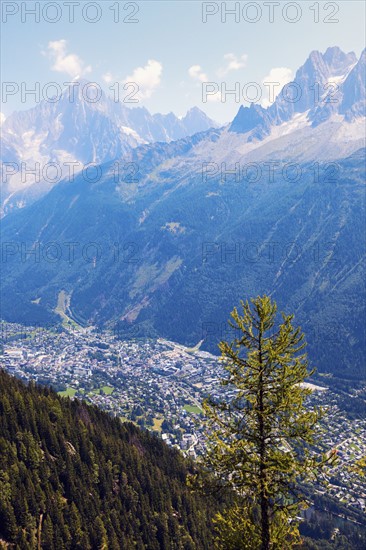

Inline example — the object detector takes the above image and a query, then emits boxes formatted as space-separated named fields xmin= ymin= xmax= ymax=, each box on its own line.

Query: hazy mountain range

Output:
xmin=1 ymin=84 xmax=218 ymax=216
xmin=1 ymin=46 xmax=365 ymax=381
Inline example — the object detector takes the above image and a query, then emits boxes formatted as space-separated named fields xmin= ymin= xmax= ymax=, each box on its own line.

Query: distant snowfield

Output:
xmin=192 ymin=113 xmax=365 ymax=167
xmin=120 ymin=125 xmax=147 ymax=143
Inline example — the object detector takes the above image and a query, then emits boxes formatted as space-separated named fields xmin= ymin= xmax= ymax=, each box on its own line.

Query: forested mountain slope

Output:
xmin=0 ymin=370 xmax=219 ymax=549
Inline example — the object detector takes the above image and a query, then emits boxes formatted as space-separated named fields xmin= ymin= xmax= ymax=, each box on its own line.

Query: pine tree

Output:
xmin=196 ymin=295 xmax=333 ymax=549
xmin=93 ymin=516 xmax=108 ymax=550
xmin=41 ymin=515 xmax=54 ymax=549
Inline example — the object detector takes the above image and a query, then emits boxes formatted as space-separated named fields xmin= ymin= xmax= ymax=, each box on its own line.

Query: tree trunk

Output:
xmin=258 ymin=331 xmax=270 ymax=550
xmin=37 ymin=513 xmax=43 ymax=550
xmin=260 ymin=486 xmax=270 ymax=550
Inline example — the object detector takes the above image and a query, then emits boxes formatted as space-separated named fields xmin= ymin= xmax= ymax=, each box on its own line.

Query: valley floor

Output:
xmin=1 ymin=320 xmax=365 ymax=521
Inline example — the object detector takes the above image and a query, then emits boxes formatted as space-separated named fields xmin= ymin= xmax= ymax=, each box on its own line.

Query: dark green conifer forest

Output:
xmin=1 ymin=370 xmax=365 ymax=549
xmin=0 ymin=371 xmax=219 ymax=549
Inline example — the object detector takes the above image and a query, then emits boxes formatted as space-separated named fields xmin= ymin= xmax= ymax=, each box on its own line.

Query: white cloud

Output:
xmin=261 ymin=67 xmax=293 ymax=106
xmin=188 ymin=53 xmax=248 ymax=87
xmin=206 ymin=90 xmax=222 ymax=103
xmin=123 ymin=59 xmax=162 ymax=99
xmin=188 ymin=65 xmax=208 ymax=83
xmin=0 ymin=112 xmax=6 ymax=126
xmin=102 ymin=72 xmax=113 ymax=84
xmin=44 ymin=40 xmax=92 ymax=78
xmin=217 ymin=53 xmax=248 ymax=77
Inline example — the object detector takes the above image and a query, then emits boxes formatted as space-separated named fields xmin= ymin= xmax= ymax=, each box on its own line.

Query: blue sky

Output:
xmin=1 ymin=1 xmax=365 ymax=122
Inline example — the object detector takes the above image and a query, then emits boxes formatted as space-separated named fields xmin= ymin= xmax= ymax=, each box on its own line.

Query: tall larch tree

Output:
xmin=195 ymin=295 xmax=333 ymax=550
